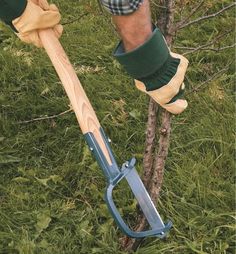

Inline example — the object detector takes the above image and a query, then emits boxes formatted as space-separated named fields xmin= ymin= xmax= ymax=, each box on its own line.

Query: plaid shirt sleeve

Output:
xmin=100 ymin=0 xmax=143 ymax=15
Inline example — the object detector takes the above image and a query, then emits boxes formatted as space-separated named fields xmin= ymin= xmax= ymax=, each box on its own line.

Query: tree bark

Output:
xmin=121 ymin=0 xmax=175 ymax=251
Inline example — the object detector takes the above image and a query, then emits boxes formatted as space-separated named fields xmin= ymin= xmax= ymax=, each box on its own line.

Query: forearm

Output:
xmin=112 ymin=0 xmax=152 ymax=52
xmin=0 ymin=0 xmax=27 ymax=26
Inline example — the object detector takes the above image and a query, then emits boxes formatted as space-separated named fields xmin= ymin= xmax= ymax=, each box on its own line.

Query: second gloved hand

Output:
xmin=12 ymin=0 xmax=63 ymax=47
xmin=114 ymin=27 xmax=189 ymax=114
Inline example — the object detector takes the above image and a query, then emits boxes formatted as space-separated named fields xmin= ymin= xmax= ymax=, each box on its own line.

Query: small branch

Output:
xmin=174 ymin=1 xmax=204 ymax=31
xmin=178 ymin=3 xmax=236 ymax=30
xmin=173 ymin=29 xmax=233 ymax=55
xmin=213 ymin=44 xmax=236 ymax=51
xmin=18 ymin=109 xmax=73 ymax=124
xmin=151 ymin=1 xmax=167 ymax=9
xmin=175 ymin=43 xmax=236 ymax=55
xmin=97 ymin=0 xmax=104 ymax=13
xmin=62 ymin=13 xmax=89 ymax=26
xmin=187 ymin=64 xmax=231 ymax=94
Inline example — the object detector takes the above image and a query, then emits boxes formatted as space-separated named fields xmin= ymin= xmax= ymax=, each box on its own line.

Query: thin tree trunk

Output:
xmin=121 ymin=0 xmax=175 ymax=251
xmin=142 ymin=99 xmax=159 ymax=189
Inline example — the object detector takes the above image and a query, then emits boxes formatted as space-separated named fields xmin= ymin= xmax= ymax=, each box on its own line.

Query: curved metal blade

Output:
xmin=124 ymin=161 xmax=165 ymax=230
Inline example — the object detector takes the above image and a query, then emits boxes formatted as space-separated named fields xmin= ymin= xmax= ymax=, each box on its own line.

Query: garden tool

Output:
xmin=38 ymin=28 xmax=172 ymax=238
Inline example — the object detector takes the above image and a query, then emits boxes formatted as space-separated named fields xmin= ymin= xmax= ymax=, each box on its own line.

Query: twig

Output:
xmin=173 ymin=29 xmax=233 ymax=55
xmin=187 ymin=64 xmax=231 ymax=94
xmin=62 ymin=13 xmax=89 ymax=26
xmin=174 ymin=42 xmax=235 ymax=51
xmin=18 ymin=109 xmax=73 ymax=124
xmin=212 ymin=44 xmax=236 ymax=51
xmin=97 ymin=0 xmax=104 ymax=13
xmin=175 ymin=43 xmax=236 ymax=55
xmin=150 ymin=0 xmax=167 ymax=9
xmin=178 ymin=2 xmax=236 ymax=30
xmin=174 ymin=1 xmax=204 ymax=31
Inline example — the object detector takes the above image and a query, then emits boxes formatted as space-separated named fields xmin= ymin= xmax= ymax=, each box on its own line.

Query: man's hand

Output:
xmin=135 ymin=52 xmax=189 ymax=115
xmin=12 ymin=0 xmax=63 ymax=47
xmin=114 ymin=27 xmax=189 ymax=115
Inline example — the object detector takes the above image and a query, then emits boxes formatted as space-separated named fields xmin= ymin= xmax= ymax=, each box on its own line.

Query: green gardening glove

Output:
xmin=114 ymin=27 xmax=189 ymax=114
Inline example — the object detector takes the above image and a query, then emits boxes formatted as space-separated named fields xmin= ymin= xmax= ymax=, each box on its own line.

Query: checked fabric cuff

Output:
xmin=99 ymin=0 xmax=143 ymax=15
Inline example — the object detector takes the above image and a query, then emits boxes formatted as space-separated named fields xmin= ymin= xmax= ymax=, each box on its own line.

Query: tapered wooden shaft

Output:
xmin=39 ymin=29 xmax=112 ymax=165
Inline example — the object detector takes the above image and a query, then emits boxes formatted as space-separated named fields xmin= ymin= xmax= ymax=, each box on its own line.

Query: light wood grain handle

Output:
xmin=39 ymin=29 xmax=112 ymax=165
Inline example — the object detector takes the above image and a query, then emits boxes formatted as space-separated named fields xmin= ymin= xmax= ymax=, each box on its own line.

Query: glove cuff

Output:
xmin=113 ymin=27 xmax=181 ymax=92
xmin=0 ymin=0 xmax=27 ymax=31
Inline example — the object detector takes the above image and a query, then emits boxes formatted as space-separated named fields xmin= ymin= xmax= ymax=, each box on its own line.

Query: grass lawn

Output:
xmin=0 ymin=0 xmax=235 ymax=253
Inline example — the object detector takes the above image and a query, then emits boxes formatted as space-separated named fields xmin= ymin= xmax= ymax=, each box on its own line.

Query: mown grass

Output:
xmin=0 ymin=0 xmax=235 ymax=253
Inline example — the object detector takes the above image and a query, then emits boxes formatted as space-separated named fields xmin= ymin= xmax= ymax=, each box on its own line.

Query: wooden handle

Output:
xmin=39 ymin=29 xmax=112 ymax=165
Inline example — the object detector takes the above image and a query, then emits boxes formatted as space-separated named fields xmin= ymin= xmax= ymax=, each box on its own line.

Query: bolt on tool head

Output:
xmin=85 ymin=128 xmax=172 ymax=238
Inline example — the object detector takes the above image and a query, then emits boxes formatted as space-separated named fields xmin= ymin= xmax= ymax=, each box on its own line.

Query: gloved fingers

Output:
xmin=135 ymin=52 xmax=188 ymax=106
xmin=161 ymin=99 xmax=188 ymax=114
xmin=148 ymin=56 xmax=188 ymax=105
xmin=33 ymin=0 xmax=60 ymax=12
xmin=29 ymin=0 xmax=38 ymax=5
xmin=135 ymin=80 xmax=188 ymax=114
xmin=13 ymin=0 xmax=62 ymax=48
xmin=35 ymin=10 xmax=61 ymax=29
xmin=49 ymin=3 xmax=59 ymax=12
xmin=53 ymin=24 xmax=63 ymax=39
xmin=13 ymin=2 xmax=61 ymax=33
xmin=40 ymin=4 xmax=61 ymax=30
xmin=36 ymin=2 xmax=61 ymax=29
xmin=16 ymin=31 xmax=42 ymax=48
xmin=30 ymin=0 xmax=50 ymax=10
xmin=16 ymin=24 xmax=62 ymax=48
xmin=18 ymin=11 xmax=61 ymax=32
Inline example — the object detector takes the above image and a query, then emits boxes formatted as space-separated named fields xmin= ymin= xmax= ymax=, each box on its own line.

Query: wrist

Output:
xmin=114 ymin=27 xmax=170 ymax=82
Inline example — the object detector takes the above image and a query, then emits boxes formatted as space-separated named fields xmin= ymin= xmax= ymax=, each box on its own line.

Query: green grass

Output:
xmin=0 ymin=0 xmax=235 ymax=253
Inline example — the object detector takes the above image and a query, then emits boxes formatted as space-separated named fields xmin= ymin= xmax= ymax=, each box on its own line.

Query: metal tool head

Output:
xmin=104 ymin=158 xmax=172 ymax=238
xmin=84 ymin=128 xmax=172 ymax=238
